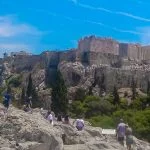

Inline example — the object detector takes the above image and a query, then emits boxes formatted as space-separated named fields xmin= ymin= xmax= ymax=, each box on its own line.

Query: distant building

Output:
xmin=11 ymin=51 xmax=32 ymax=57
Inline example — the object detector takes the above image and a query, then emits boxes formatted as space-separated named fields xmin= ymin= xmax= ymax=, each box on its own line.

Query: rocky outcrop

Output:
xmin=0 ymin=105 xmax=149 ymax=150
xmin=59 ymin=61 xmax=150 ymax=98
xmin=0 ymin=105 xmax=63 ymax=150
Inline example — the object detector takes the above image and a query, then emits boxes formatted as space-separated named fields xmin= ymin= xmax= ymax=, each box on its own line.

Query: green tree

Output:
xmin=112 ymin=86 xmax=120 ymax=105
xmin=31 ymin=87 xmax=41 ymax=108
xmin=74 ymin=88 xmax=86 ymax=101
xmin=147 ymin=80 xmax=150 ymax=95
xmin=51 ymin=71 xmax=68 ymax=115
xmin=70 ymin=101 xmax=86 ymax=117
xmin=84 ymin=96 xmax=114 ymax=117
xmin=131 ymin=77 xmax=136 ymax=100
xmin=26 ymin=74 xmax=32 ymax=97
xmin=26 ymin=74 xmax=40 ymax=108
xmin=7 ymin=85 xmax=11 ymax=94
xmin=20 ymin=87 xmax=25 ymax=105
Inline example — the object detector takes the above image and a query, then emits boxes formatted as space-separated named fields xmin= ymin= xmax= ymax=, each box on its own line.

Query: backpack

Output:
xmin=77 ymin=119 xmax=84 ymax=128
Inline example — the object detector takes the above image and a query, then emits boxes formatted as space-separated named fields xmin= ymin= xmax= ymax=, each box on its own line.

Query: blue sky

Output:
xmin=0 ymin=0 xmax=150 ymax=56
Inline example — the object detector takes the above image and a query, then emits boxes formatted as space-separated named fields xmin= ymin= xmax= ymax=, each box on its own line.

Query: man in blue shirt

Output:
xmin=3 ymin=92 xmax=11 ymax=110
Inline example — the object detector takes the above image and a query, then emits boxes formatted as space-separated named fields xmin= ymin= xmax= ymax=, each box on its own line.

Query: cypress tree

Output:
xmin=131 ymin=77 xmax=136 ymax=100
xmin=113 ymin=86 xmax=120 ymax=105
xmin=26 ymin=73 xmax=32 ymax=97
xmin=26 ymin=73 xmax=40 ymax=108
xmin=51 ymin=71 xmax=68 ymax=115
xmin=21 ymin=87 xmax=25 ymax=105
xmin=147 ymin=80 xmax=150 ymax=95
xmin=7 ymin=85 xmax=11 ymax=94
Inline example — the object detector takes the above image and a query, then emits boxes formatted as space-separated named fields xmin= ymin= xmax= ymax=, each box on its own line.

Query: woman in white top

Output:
xmin=47 ymin=111 xmax=53 ymax=125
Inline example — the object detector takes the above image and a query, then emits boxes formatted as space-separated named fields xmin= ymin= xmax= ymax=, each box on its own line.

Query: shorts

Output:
xmin=118 ymin=137 xmax=124 ymax=141
xmin=126 ymin=135 xmax=133 ymax=145
xmin=76 ymin=126 xmax=83 ymax=131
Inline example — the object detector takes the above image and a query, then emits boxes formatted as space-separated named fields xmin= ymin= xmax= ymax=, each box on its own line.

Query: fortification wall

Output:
xmin=142 ymin=46 xmax=150 ymax=60
xmin=119 ymin=43 xmax=128 ymax=58
xmin=119 ymin=43 xmax=144 ymax=60
xmin=78 ymin=36 xmax=119 ymax=55
xmin=127 ymin=44 xmax=142 ymax=60
xmin=59 ymin=49 xmax=77 ymax=62
xmin=12 ymin=55 xmax=42 ymax=72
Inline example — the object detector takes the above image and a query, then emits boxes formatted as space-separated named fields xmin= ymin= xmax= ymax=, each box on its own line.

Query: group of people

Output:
xmin=1 ymin=92 xmax=134 ymax=149
xmin=117 ymin=119 xmax=134 ymax=150
xmin=41 ymin=109 xmax=85 ymax=131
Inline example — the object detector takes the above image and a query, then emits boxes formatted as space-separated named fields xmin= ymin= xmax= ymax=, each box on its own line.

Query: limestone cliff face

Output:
xmin=58 ymin=61 xmax=150 ymax=99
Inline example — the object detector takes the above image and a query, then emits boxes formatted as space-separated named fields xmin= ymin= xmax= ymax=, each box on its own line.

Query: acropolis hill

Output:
xmin=1 ymin=35 xmax=150 ymax=100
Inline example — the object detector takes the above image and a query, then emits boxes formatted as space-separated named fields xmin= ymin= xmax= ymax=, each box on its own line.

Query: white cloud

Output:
xmin=0 ymin=15 xmax=42 ymax=37
xmin=33 ymin=9 xmax=150 ymax=36
xmin=116 ymin=12 xmax=150 ymax=22
xmin=72 ymin=1 xmax=150 ymax=22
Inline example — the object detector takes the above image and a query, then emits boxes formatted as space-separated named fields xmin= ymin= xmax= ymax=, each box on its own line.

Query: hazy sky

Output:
xmin=0 ymin=0 xmax=150 ymax=56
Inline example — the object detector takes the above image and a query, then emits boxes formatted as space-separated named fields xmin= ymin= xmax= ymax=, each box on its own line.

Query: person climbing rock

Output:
xmin=125 ymin=124 xmax=134 ymax=150
xmin=116 ymin=119 xmax=126 ymax=146
xmin=73 ymin=117 xmax=85 ymax=131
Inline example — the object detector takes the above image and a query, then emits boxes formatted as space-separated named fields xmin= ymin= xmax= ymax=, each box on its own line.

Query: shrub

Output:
xmin=130 ymin=96 xmax=148 ymax=110
xmin=70 ymin=101 xmax=86 ymax=117
xmin=88 ymin=115 xmax=115 ymax=128
xmin=8 ymin=75 xmax=21 ymax=87
xmin=119 ymin=98 xmax=128 ymax=110
xmin=83 ymin=96 xmax=115 ymax=117
xmin=74 ymin=88 xmax=86 ymax=101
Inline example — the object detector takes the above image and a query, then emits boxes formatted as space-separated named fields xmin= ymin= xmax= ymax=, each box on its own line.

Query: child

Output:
xmin=125 ymin=124 xmax=134 ymax=150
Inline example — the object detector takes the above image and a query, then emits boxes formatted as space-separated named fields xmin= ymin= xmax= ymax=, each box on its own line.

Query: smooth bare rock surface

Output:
xmin=0 ymin=105 xmax=63 ymax=150
xmin=0 ymin=105 xmax=150 ymax=150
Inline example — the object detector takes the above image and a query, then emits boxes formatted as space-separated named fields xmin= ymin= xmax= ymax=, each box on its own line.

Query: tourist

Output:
xmin=73 ymin=117 xmax=85 ymax=131
xmin=47 ymin=111 xmax=53 ymax=125
xmin=26 ymin=96 xmax=32 ymax=108
xmin=116 ymin=119 xmax=126 ymax=146
xmin=25 ymin=96 xmax=32 ymax=113
xmin=57 ymin=113 xmax=62 ymax=122
xmin=3 ymin=92 xmax=11 ymax=113
xmin=125 ymin=124 xmax=134 ymax=150
xmin=63 ymin=114 xmax=70 ymax=124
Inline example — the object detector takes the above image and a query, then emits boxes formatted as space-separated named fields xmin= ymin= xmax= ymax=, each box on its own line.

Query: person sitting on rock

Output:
xmin=63 ymin=115 xmax=70 ymax=124
xmin=73 ymin=117 xmax=85 ymax=131
xmin=116 ymin=119 xmax=126 ymax=146
xmin=57 ymin=113 xmax=62 ymax=122
xmin=125 ymin=124 xmax=134 ymax=150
